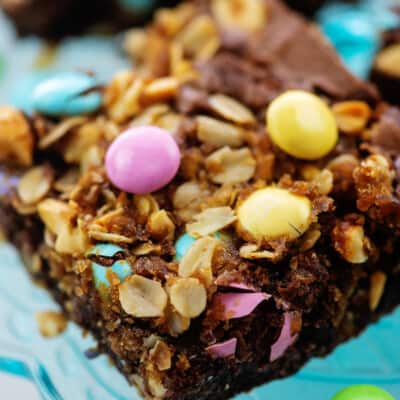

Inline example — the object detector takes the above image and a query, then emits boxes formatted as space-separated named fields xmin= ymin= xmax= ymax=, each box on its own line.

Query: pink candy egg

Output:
xmin=215 ymin=292 xmax=271 ymax=320
xmin=206 ymin=338 xmax=237 ymax=358
xmin=270 ymin=312 xmax=298 ymax=362
xmin=105 ymin=126 xmax=181 ymax=194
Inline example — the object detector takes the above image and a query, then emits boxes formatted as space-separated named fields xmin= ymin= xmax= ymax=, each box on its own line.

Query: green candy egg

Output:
xmin=332 ymin=385 xmax=394 ymax=400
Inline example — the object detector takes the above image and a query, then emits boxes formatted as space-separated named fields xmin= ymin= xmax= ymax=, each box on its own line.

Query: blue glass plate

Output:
xmin=0 ymin=243 xmax=399 ymax=400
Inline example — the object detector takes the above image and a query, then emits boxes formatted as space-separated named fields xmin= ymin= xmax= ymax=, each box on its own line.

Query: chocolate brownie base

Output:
xmin=1 ymin=1 xmax=400 ymax=400
xmin=1 ymin=192 xmax=400 ymax=400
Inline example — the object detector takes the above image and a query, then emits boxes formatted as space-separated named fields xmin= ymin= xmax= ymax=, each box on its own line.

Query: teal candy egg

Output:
xmin=32 ymin=71 xmax=102 ymax=117
xmin=87 ymin=243 xmax=125 ymax=258
xmin=92 ymin=260 xmax=132 ymax=290
xmin=319 ymin=8 xmax=378 ymax=78
xmin=11 ymin=71 xmax=54 ymax=114
xmin=175 ymin=232 xmax=221 ymax=261
xmin=332 ymin=385 xmax=395 ymax=400
xmin=175 ymin=233 xmax=196 ymax=262
xmin=89 ymin=243 xmax=131 ymax=289
xmin=318 ymin=1 xmax=399 ymax=79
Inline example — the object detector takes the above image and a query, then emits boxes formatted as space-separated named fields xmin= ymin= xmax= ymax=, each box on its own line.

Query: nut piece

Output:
xmin=196 ymin=116 xmax=244 ymax=147
xmin=0 ymin=106 xmax=33 ymax=166
xmin=39 ymin=117 xmax=87 ymax=149
xmin=147 ymin=210 xmax=175 ymax=241
xmin=169 ymin=278 xmax=207 ymax=318
xmin=17 ymin=166 xmax=53 ymax=205
xmin=333 ymin=224 xmax=369 ymax=264
xmin=104 ymin=72 xmax=144 ymax=123
xmin=166 ymin=308 xmax=191 ymax=337
xmin=208 ymin=94 xmax=256 ymax=125
xmin=36 ymin=311 xmax=67 ymax=338
xmin=143 ymin=77 xmax=179 ymax=103
xmin=370 ymin=271 xmax=387 ymax=311
xmin=332 ymin=101 xmax=371 ymax=135
xmin=211 ymin=0 xmax=268 ymax=32
xmin=187 ymin=207 xmax=237 ymax=237
xmin=176 ymin=15 xmax=219 ymax=60
xmin=63 ymin=121 xmax=103 ymax=163
xmin=173 ymin=181 xmax=209 ymax=222
xmin=239 ymin=243 xmax=276 ymax=260
xmin=206 ymin=147 xmax=256 ymax=184
xmin=134 ymin=194 xmax=160 ymax=222
xmin=313 ymin=169 xmax=334 ymax=195
xmin=179 ymin=236 xmax=218 ymax=286
xmin=131 ymin=104 xmax=170 ymax=127
xmin=373 ymin=43 xmax=400 ymax=78
xmin=37 ymin=199 xmax=75 ymax=235
xmin=55 ymin=223 xmax=89 ymax=255
xmin=149 ymin=340 xmax=172 ymax=371
xmin=119 ymin=275 xmax=168 ymax=318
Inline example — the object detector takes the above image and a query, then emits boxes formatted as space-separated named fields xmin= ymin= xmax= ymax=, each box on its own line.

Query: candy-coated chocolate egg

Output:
xmin=87 ymin=243 xmax=125 ymax=257
xmin=332 ymin=385 xmax=394 ymax=400
xmin=106 ymin=126 xmax=181 ymax=194
xmin=237 ymin=187 xmax=311 ymax=241
xmin=32 ymin=72 xmax=102 ymax=116
xmin=267 ymin=90 xmax=338 ymax=160
xmin=175 ymin=232 xmax=221 ymax=261
xmin=175 ymin=233 xmax=197 ymax=261
xmin=92 ymin=260 xmax=132 ymax=290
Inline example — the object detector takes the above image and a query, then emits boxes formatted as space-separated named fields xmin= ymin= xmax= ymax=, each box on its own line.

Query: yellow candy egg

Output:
xmin=237 ymin=187 xmax=312 ymax=241
xmin=266 ymin=90 xmax=338 ymax=160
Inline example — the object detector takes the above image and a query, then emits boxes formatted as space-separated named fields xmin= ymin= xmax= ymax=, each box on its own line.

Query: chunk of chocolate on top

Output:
xmin=2 ymin=1 xmax=400 ymax=400
xmin=0 ymin=0 xmax=178 ymax=37
xmin=371 ymin=26 xmax=400 ymax=104
xmin=126 ymin=0 xmax=378 ymax=109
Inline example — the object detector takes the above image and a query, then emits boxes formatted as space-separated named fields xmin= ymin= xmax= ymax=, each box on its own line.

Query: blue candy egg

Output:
xmin=175 ymin=233 xmax=197 ymax=262
xmin=317 ymin=0 xmax=399 ymax=79
xmin=175 ymin=232 xmax=222 ymax=261
xmin=87 ymin=243 xmax=126 ymax=258
xmin=318 ymin=7 xmax=378 ymax=78
xmin=32 ymin=72 xmax=102 ymax=117
xmin=92 ymin=260 xmax=132 ymax=290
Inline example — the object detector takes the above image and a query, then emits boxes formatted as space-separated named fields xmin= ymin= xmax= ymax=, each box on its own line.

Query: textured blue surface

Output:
xmin=0 ymin=242 xmax=399 ymax=400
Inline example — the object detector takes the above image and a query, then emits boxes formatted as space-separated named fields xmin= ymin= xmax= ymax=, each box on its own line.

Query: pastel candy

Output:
xmin=32 ymin=72 xmax=102 ymax=116
xmin=226 ymin=283 xmax=256 ymax=292
xmin=270 ymin=312 xmax=298 ymax=362
xmin=319 ymin=9 xmax=378 ymax=78
xmin=106 ymin=126 xmax=181 ymax=194
xmin=216 ymin=292 xmax=271 ymax=320
xmin=206 ymin=338 xmax=237 ymax=358
xmin=92 ymin=260 xmax=132 ymax=290
xmin=332 ymin=385 xmax=394 ymax=400
xmin=316 ymin=0 xmax=400 ymax=79
xmin=175 ymin=232 xmax=221 ymax=261
xmin=11 ymin=71 xmax=54 ymax=114
xmin=87 ymin=243 xmax=126 ymax=257
xmin=175 ymin=233 xmax=197 ymax=261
